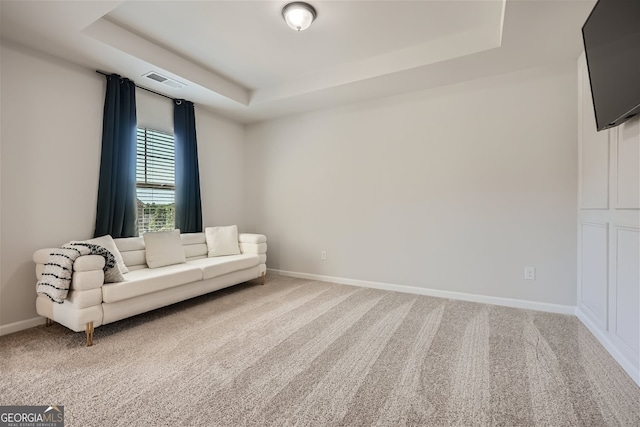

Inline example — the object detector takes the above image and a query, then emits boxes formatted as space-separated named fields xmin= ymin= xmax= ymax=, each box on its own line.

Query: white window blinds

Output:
xmin=136 ymin=128 xmax=175 ymax=234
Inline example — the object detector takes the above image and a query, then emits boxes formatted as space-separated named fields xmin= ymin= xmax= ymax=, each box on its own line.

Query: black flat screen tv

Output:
xmin=582 ymin=0 xmax=640 ymax=131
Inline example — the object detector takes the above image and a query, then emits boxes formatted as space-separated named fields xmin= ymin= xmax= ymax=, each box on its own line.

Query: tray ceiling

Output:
xmin=1 ymin=1 xmax=595 ymax=123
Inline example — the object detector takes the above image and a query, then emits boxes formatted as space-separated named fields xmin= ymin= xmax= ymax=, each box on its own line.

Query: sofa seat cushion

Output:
xmin=187 ymin=254 xmax=260 ymax=280
xmin=102 ymin=263 xmax=202 ymax=303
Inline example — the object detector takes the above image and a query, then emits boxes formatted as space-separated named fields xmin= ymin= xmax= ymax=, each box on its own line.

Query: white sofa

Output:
xmin=33 ymin=231 xmax=267 ymax=346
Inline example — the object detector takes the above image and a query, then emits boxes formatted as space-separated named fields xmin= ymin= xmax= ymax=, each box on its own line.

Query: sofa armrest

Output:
xmin=33 ymin=249 xmax=105 ymax=270
xmin=240 ymin=242 xmax=267 ymax=255
xmin=34 ymin=249 xmax=106 ymax=291
xmin=33 ymin=248 xmax=60 ymax=264
xmin=238 ymin=233 xmax=266 ymax=244
xmin=238 ymin=234 xmax=267 ymax=256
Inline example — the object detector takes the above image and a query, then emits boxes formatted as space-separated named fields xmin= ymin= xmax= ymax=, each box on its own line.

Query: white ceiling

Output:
xmin=0 ymin=0 xmax=596 ymax=123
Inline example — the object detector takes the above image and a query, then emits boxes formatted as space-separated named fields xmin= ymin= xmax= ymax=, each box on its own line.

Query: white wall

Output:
xmin=196 ymin=107 xmax=246 ymax=229
xmin=0 ymin=42 xmax=245 ymax=330
xmin=245 ymin=63 xmax=578 ymax=307
xmin=1 ymin=43 xmax=103 ymax=330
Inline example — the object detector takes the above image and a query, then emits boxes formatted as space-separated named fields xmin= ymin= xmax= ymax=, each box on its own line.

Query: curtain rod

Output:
xmin=96 ymin=70 xmax=177 ymax=102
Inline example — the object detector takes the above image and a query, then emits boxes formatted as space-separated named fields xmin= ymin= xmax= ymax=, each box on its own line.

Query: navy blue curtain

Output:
xmin=173 ymin=99 xmax=203 ymax=233
xmin=93 ymin=74 xmax=138 ymax=238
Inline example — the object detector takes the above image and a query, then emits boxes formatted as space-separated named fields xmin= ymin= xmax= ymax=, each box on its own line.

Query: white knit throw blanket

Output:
xmin=36 ymin=242 xmax=122 ymax=304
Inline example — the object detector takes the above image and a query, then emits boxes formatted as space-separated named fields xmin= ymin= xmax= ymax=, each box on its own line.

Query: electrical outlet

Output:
xmin=524 ymin=267 xmax=536 ymax=280
xmin=321 ymin=250 xmax=327 ymax=261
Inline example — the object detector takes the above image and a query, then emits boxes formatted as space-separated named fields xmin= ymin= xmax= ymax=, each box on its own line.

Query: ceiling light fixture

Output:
xmin=282 ymin=2 xmax=317 ymax=31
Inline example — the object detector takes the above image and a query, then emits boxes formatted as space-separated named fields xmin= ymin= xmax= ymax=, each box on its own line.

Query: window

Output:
xmin=136 ymin=128 xmax=175 ymax=234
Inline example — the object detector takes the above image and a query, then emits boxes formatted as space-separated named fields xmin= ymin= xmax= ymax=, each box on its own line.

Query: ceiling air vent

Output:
xmin=142 ymin=72 xmax=186 ymax=89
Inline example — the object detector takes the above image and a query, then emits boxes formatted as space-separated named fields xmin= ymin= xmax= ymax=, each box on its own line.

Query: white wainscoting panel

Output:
xmin=615 ymin=119 xmax=640 ymax=209
xmin=579 ymin=64 xmax=609 ymax=209
xmin=579 ymin=222 xmax=609 ymax=329
xmin=612 ymin=226 xmax=640 ymax=358
xmin=578 ymin=54 xmax=640 ymax=386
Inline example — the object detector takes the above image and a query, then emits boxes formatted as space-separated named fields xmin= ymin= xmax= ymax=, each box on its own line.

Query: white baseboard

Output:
xmin=268 ymin=269 xmax=575 ymax=315
xmin=576 ymin=307 xmax=640 ymax=387
xmin=0 ymin=316 xmax=45 ymax=337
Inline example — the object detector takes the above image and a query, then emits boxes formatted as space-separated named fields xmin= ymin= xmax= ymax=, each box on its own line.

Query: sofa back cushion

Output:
xmin=115 ymin=232 xmax=209 ymax=270
xmin=114 ymin=237 xmax=146 ymax=271
xmin=181 ymin=232 xmax=208 ymax=260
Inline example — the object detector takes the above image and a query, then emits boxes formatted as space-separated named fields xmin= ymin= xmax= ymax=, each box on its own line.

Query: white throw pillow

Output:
xmin=143 ymin=230 xmax=186 ymax=268
xmin=205 ymin=225 xmax=241 ymax=257
xmin=88 ymin=234 xmax=129 ymax=274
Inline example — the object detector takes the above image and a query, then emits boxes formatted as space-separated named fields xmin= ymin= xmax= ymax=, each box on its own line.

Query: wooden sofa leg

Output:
xmin=261 ymin=272 xmax=265 ymax=286
xmin=85 ymin=321 xmax=94 ymax=347
xmin=45 ymin=318 xmax=53 ymax=327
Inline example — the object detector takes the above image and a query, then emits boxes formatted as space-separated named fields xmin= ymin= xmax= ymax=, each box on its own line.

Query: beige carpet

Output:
xmin=1 ymin=275 xmax=638 ymax=426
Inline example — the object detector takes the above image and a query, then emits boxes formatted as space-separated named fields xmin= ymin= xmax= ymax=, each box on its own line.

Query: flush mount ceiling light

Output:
xmin=282 ymin=2 xmax=317 ymax=31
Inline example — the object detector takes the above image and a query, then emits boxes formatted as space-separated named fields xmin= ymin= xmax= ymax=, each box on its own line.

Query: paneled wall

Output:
xmin=577 ymin=54 xmax=640 ymax=385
